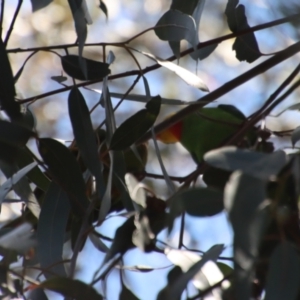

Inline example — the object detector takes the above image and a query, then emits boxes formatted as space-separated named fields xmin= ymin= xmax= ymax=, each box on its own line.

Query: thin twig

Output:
xmin=178 ymin=212 xmax=185 ymax=249
xmin=0 ymin=0 xmax=5 ymax=39
xmin=4 ymin=0 xmax=23 ymax=46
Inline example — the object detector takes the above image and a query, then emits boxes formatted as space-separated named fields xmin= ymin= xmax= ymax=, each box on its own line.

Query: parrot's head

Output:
xmin=156 ymin=121 xmax=183 ymax=144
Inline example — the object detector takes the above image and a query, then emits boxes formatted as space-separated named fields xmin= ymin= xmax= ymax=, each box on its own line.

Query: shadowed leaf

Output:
xmin=110 ymin=96 xmax=161 ymax=150
xmin=39 ymin=277 xmax=103 ymax=300
xmin=168 ymin=188 xmax=223 ymax=233
xmin=264 ymin=242 xmax=300 ymax=300
xmin=68 ymin=87 xmax=105 ymax=197
xmin=38 ymin=138 xmax=89 ymax=217
xmin=225 ymin=0 xmax=261 ymax=62
xmin=37 ymin=182 xmax=70 ymax=279
xmin=61 ymin=55 xmax=110 ymax=80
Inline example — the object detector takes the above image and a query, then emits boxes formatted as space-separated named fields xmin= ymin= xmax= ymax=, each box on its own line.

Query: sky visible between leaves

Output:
xmin=3 ymin=0 xmax=300 ymax=299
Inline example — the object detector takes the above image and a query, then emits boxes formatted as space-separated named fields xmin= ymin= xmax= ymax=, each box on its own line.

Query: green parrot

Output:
xmin=156 ymin=104 xmax=255 ymax=163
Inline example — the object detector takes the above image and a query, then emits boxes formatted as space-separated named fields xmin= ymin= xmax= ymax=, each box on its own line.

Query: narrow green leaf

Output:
xmin=37 ymin=182 xmax=70 ymax=278
xmin=168 ymin=188 xmax=223 ymax=233
xmin=38 ymin=138 xmax=89 ymax=217
xmin=110 ymin=96 xmax=161 ymax=150
xmin=0 ymin=37 xmax=21 ymax=121
xmin=61 ymin=55 xmax=110 ymax=81
xmin=39 ymin=277 xmax=103 ymax=300
xmin=68 ymin=87 xmax=105 ymax=197
xmin=265 ymin=242 xmax=300 ymax=300
xmin=204 ymin=147 xmax=287 ymax=180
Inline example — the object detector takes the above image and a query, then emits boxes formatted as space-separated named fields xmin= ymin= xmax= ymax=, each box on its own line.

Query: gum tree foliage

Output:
xmin=0 ymin=0 xmax=300 ymax=299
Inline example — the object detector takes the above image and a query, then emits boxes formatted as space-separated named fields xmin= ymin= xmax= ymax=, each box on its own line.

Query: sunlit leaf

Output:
xmin=39 ymin=277 xmax=103 ymax=300
xmin=168 ymin=244 xmax=224 ymax=300
xmin=141 ymin=52 xmax=209 ymax=91
xmin=0 ymin=222 xmax=35 ymax=253
xmin=0 ymin=160 xmax=41 ymax=218
xmin=125 ymin=173 xmax=146 ymax=209
xmin=204 ymin=147 xmax=287 ymax=180
xmin=132 ymin=212 xmax=155 ymax=252
xmin=37 ymin=182 xmax=70 ymax=279
xmin=38 ymin=138 xmax=89 ymax=217
xmin=61 ymin=55 xmax=110 ymax=81
xmin=0 ymin=162 xmax=37 ymax=203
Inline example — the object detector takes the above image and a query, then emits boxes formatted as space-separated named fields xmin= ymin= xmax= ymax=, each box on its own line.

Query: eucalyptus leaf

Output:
xmin=39 ymin=277 xmax=103 ymax=300
xmin=38 ymin=138 xmax=89 ymax=217
xmin=103 ymin=216 xmax=135 ymax=264
xmin=37 ymin=182 xmax=70 ymax=278
xmin=68 ymin=87 xmax=105 ymax=198
xmin=224 ymin=171 xmax=267 ymax=300
xmin=0 ymin=162 xmax=37 ymax=203
xmin=264 ymin=242 xmax=300 ymax=300
xmin=155 ymin=10 xmax=197 ymax=46
xmin=61 ymin=55 xmax=110 ymax=81
xmin=168 ymin=244 xmax=224 ymax=300
xmin=225 ymin=0 xmax=261 ymax=63
xmin=110 ymin=96 xmax=161 ymax=150
xmin=141 ymin=52 xmax=209 ymax=91
xmin=168 ymin=187 xmax=223 ymax=233
xmin=204 ymin=147 xmax=287 ymax=180
xmin=68 ymin=0 xmax=92 ymax=69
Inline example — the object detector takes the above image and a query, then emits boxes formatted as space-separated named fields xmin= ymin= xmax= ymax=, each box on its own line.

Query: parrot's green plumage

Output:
xmin=157 ymin=105 xmax=253 ymax=163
